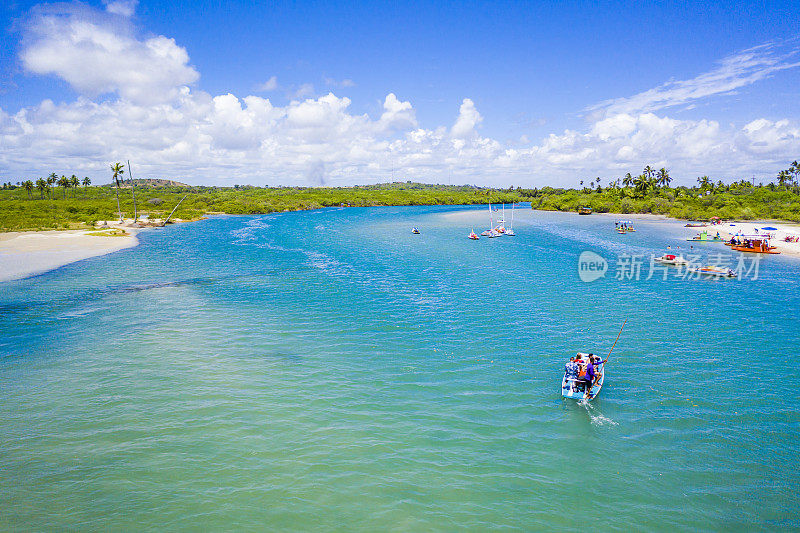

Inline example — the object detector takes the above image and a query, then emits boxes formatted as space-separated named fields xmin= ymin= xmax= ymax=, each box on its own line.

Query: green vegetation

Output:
xmin=1 ymin=161 xmax=799 ymax=231
xmin=0 ymin=180 xmax=524 ymax=231
xmin=525 ymin=162 xmax=800 ymax=222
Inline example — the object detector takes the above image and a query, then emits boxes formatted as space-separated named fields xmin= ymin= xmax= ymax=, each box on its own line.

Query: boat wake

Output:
xmin=579 ymin=399 xmax=618 ymax=426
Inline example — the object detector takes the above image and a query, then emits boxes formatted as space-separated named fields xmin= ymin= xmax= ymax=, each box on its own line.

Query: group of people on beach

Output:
xmin=564 ymin=353 xmax=606 ymax=397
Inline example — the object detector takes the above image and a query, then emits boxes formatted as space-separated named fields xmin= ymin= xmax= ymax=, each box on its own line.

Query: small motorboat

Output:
xmin=412 ymin=227 xmax=420 ymax=234
xmin=468 ymin=229 xmax=479 ymax=240
xmin=688 ymin=265 xmax=736 ymax=278
xmin=578 ymin=207 xmax=592 ymax=215
xmin=654 ymin=253 xmax=688 ymax=266
xmin=561 ymin=320 xmax=625 ymax=402
xmin=504 ymin=228 xmax=516 ymax=236
xmin=487 ymin=230 xmax=501 ymax=238
xmin=561 ymin=352 xmax=605 ymax=401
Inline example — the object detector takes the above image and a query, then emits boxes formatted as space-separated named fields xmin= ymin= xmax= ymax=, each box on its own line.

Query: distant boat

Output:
xmin=412 ymin=227 xmax=420 ymax=234
xmin=482 ymin=202 xmax=495 ymax=236
xmin=578 ymin=207 xmax=592 ymax=215
xmin=728 ymin=236 xmax=780 ymax=254
xmin=684 ymin=222 xmax=708 ymax=227
xmin=505 ymin=203 xmax=516 ymax=236
xmin=654 ymin=253 xmax=689 ymax=266
xmin=616 ymin=220 xmax=634 ymax=232
xmin=468 ymin=229 xmax=479 ymax=240
xmin=688 ymin=230 xmax=723 ymax=242
xmin=688 ymin=265 xmax=736 ymax=278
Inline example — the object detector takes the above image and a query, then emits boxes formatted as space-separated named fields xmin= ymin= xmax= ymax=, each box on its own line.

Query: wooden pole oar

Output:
xmin=604 ymin=319 xmax=627 ymax=363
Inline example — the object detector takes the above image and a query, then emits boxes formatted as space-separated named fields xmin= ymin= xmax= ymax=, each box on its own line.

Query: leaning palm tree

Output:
xmin=36 ymin=178 xmax=47 ymax=199
xmin=622 ymin=172 xmax=633 ymax=188
xmin=24 ymin=180 xmax=34 ymax=199
xmin=110 ymin=162 xmax=125 ymax=222
xmin=70 ymin=175 xmax=79 ymax=197
xmin=82 ymin=176 xmax=91 ymax=199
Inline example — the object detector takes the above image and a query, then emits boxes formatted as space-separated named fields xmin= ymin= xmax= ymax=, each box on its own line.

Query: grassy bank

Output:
xmin=2 ymin=178 xmax=800 ymax=232
xmin=0 ymin=183 xmax=524 ymax=231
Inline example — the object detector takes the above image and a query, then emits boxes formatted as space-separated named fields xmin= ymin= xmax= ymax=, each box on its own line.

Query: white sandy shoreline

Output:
xmin=596 ymin=212 xmax=800 ymax=258
xmin=0 ymin=227 xmax=139 ymax=282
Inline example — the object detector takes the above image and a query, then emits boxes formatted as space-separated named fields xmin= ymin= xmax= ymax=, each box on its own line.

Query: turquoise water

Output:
xmin=1 ymin=206 xmax=799 ymax=530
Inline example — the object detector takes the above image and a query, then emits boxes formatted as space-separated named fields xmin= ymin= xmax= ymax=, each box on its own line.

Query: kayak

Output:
xmin=561 ymin=353 xmax=605 ymax=401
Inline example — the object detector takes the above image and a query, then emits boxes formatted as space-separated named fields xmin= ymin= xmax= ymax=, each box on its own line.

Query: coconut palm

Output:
xmin=656 ymin=168 xmax=671 ymax=188
xmin=110 ymin=162 xmax=125 ymax=222
xmin=70 ymin=175 xmax=79 ymax=196
xmin=36 ymin=178 xmax=47 ymax=199
xmin=622 ymin=173 xmax=633 ymax=188
xmin=46 ymin=173 xmax=57 ymax=198
xmin=82 ymin=177 xmax=91 ymax=199
xmin=24 ymin=180 xmax=34 ymax=199
xmin=58 ymin=176 xmax=70 ymax=198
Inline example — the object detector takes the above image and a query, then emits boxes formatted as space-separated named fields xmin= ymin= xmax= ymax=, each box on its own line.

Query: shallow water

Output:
xmin=1 ymin=206 xmax=798 ymax=530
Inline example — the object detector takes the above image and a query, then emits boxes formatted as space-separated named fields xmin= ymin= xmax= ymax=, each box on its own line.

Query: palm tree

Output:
xmin=82 ymin=177 xmax=91 ymax=199
xmin=656 ymin=168 xmax=671 ymax=189
xmin=110 ymin=162 xmax=125 ymax=222
xmin=777 ymin=170 xmax=790 ymax=187
xmin=46 ymin=173 xmax=57 ymax=198
xmin=58 ymin=176 xmax=70 ymax=199
xmin=36 ymin=178 xmax=47 ymax=199
xmin=622 ymin=172 xmax=633 ymax=188
xmin=70 ymin=175 xmax=79 ymax=197
xmin=696 ymin=176 xmax=711 ymax=192
xmin=643 ymin=165 xmax=654 ymax=180
xmin=24 ymin=180 xmax=34 ymax=199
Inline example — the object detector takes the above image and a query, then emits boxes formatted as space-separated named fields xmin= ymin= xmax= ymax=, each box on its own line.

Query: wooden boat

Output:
xmin=412 ymin=227 xmax=420 ymax=234
xmin=578 ymin=207 xmax=592 ymax=215
xmin=561 ymin=352 xmax=605 ymax=400
xmin=616 ymin=220 xmax=635 ymax=232
xmin=654 ymin=253 xmax=688 ymax=266
xmin=468 ymin=229 xmax=479 ymax=240
xmin=730 ymin=238 xmax=780 ymax=254
xmin=684 ymin=222 xmax=708 ymax=227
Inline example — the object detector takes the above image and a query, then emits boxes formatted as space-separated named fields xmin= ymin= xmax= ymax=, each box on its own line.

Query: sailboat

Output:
xmin=468 ymin=228 xmax=479 ymax=240
xmin=494 ymin=203 xmax=506 ymax=234
xmin=481 ymin=203 xmax=494 ymax=236
xmin=505 ymin=203 xmax=516 ymax=236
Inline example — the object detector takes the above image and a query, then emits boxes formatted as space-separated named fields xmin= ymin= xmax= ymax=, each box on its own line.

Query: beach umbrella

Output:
xmin=762 ymin=226 xmax=778 ymax=231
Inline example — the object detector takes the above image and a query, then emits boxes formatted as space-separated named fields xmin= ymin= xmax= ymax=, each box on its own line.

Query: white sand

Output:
xmin=599 ymin=212 xmax=800 ymax=258
xmin=0 ymin=227 xmax=139 ymax=282
xmin=703 ymin=220 xmax=800 ymax=258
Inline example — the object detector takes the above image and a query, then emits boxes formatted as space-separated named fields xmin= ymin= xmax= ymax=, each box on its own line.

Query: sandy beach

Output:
xmin=0 ymin=227 xmax=139 ymax=282
xmin=599 ymin=212 xmax=800 ymax=258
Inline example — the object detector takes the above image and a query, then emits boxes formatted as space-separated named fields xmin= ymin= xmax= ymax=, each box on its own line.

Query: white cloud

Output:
xmin=451 ymin=98 xmax=482 ymax=139
xmin=19 ymin=4 xmax=199 ymax=105
xmin=103 ymin=0 xmax=138 ymax=17
xmin=324 ymin=77 xmax=356 ymax=88
xmin=293 ymin=83 xmax=315 ymax=99
xmin=3 ymin=6 xmax=800 ymax=187
xmin=256 ymin=76 xmax=278 ymax=92
xmin=588 ymin=41 xmax=800 ymax=118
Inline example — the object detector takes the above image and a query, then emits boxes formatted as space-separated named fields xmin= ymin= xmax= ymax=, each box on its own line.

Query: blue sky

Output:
xmin=1 ymin=0 xmax=799 ymax=186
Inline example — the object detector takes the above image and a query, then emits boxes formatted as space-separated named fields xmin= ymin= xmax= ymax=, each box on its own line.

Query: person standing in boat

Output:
xmin=565 ymin=355 xmax=580 ymax=391
xmin=582 ymin=354 xmax=607 ymax=399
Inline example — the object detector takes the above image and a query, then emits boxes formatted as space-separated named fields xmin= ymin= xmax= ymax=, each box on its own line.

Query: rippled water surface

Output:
xmin=2 ymin=206 xmax=799 ymax=530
